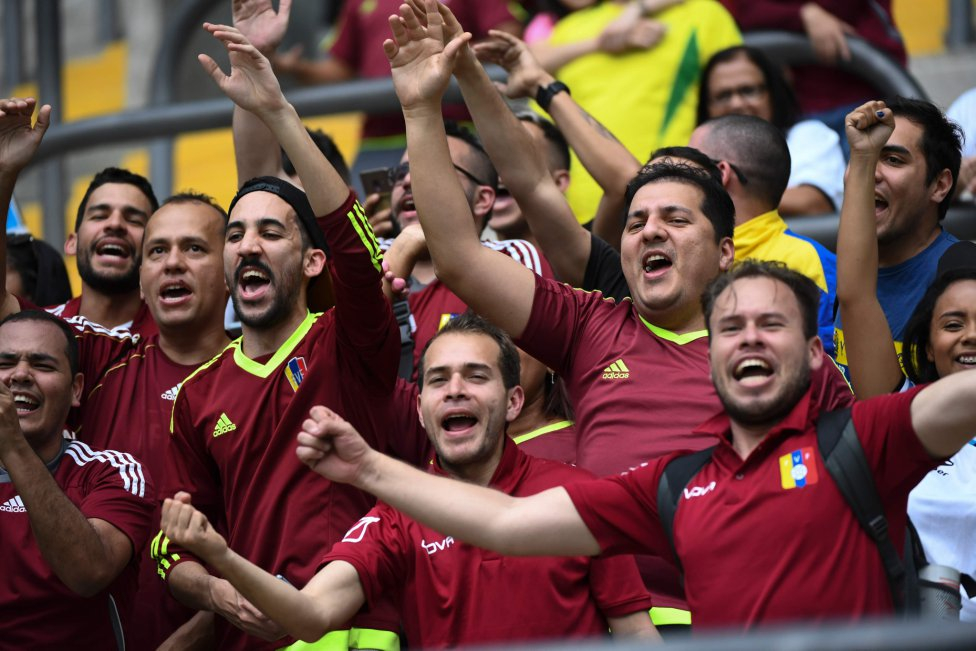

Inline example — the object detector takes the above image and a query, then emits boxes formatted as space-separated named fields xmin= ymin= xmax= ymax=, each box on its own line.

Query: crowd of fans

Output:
xmin=0 ymin=0 xmax=974 ymax=649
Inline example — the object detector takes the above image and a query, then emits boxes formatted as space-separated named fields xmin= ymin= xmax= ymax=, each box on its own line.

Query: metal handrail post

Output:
xmin=37 ymin=0 xmax=65 ymax=244
xmin=2 ymin=0 xmax=25 ymax=93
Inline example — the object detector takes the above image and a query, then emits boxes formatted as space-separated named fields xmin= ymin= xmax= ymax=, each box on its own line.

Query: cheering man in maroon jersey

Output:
xmin=381 ymin=0 xmax=854 ymax=628
xmin=160 ymin=312 xmax=657 ymax=646
xmin=151 ymin=22 xmax=426 ymax=651
xmin=0 ymin=96 xmax=232 ymax=649
xmin=0 ymin=310 xmax=154 ymax=649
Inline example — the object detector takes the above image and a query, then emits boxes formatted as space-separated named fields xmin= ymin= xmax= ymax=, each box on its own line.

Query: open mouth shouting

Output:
xmin=12 ymin=391 xmax=39 ymax=416
xmin=642 ymin=250 xmax=674 ymax=278
xmin=92 ymin=237 xmax=134 ymax=266
xmin=732 ymin=357 xmax=774 ymax=387
xmin=874 ymin=192 xmax=889 ymax=218
xmin=234 ymin=260 xmax=274 ymax=302
xmin=441 ymin=409 xmax=479 ymax=437
xmin=158 ymin=280 xmax=193 ymax=307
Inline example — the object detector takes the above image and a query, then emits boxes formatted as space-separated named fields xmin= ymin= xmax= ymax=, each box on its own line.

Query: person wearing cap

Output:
xmin=832 ymin=97 xmax=963 ymax=379
xmin=838 ymin=100 xmax=976 ymax=620
xmin=151 ymin=23 xmax=427 ymax=651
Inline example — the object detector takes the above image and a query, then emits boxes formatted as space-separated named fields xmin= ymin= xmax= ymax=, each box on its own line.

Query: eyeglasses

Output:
xmin=710 ymin=158 xmax=749 ymax=186
xmin=388 ymin=161 xmax=488 ymax=187
xmin=709 ymin=83 xmax=767 ymax=107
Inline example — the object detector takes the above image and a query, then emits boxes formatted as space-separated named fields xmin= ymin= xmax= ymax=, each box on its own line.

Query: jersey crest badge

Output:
xmin=285 ymin=356 xmax=308 ymax=391
xmin=779 ymin=447 xmax=820 ymax=489
xmin=602 ymin=358 xmax=630 ymax=380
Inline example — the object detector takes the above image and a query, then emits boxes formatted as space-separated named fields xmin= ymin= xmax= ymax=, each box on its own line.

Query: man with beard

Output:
xmin=291 ymin=260 xmax=976 ymax=629
xmin=54 ymin=167 xmax=159 ymax=335
xmin=0 ymin=310 xmax=154 ymax=648
xmin=151 ymin=23 xmax=425 ymax=651
xmin=159 ymin=312 xmax=656 ymax=646
xmin=382 ymin=1 xmax=853 ymax=629
xmin=832 ymin=97 xmax=961 ymax=378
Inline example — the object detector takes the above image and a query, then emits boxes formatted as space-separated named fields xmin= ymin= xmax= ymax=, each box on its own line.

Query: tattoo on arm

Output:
xmin=577 ymin=105 xmax=622 ymax=144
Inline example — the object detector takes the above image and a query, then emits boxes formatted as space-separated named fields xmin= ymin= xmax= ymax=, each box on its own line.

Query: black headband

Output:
xmin=228 ymin=176 xmax=330 ymax=254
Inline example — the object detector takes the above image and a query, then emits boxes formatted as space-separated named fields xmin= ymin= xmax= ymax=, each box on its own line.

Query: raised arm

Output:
xmin=911 ymin=368 xmax=976 ymax=459
xmin=297 ymin=405 xmax=600 ymax=557
xmin=0 ymin=383 xmax=141 ymax=597
xmin=199 ymin=23 xmax=348 ymax=215
xmin=387 ymin=0 xmax=536 ymax=337
xmin=835 ymin=101 xmax=904 ymax=397
xmin=471 ymin=29 xmax=641 ymax=280
xmin=0 ymin=97 xmax=50 ymax=318
xmin=231 ymin=0 xmax=293 ymax=185
xmin=161 ymin=493 xmax=366 ymax=643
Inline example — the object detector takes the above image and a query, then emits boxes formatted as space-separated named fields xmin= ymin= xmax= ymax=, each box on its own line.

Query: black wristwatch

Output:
xmin=535 ymin=81 xmax=570 ymax=112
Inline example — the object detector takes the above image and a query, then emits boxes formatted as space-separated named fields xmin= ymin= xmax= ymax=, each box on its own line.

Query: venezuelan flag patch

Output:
xmin=285 ymin=356 xmax=308 ymax=391
xmin=779 ymin=447 xmax=819 ymax=489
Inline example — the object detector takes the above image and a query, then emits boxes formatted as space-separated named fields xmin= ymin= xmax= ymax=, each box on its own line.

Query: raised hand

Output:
xmin=160 ymin=492 xmax=229 ymax=563
xmin=198 ymin=23 xmax=288 ymax=118
xmin=845 ymin=100 xmax=894 ymax=157
xmin=383 ymin=0 xmax=472 ymax=111
xmin=232 ymin=0 xmax=293 ymax=56
xmin=295 ymin=406 xmax=373 ymax=484
xmin=472 ymin=30 xmax=550 ymax=100
xmin=0 ymin=98 xmax=51 ymax=174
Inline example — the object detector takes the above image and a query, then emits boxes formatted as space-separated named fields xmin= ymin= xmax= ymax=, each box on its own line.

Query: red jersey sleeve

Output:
xmin=851 ymin=385 xmax=942 ymax=498
xmin=67 ymin=443 xmax=157 ymax=559
xmin=320 ymin=505 xmax=408 ymax=611
xmin=516 ymin=274 xmax=608 ymax=377
xmin=65 ymin=316 xmax=139 ymax=402
xmin=319 ymin=192 xmax=399 ymax=394
xmin=587 ymin=554 xmax=653 ymax=617
xmin=154 ymin=384 xmax=225 ymax=579
xmin=720 ymin=0 xmax=805 ymax=32
xmin=564 ymin=460 xmax=676 ymax=563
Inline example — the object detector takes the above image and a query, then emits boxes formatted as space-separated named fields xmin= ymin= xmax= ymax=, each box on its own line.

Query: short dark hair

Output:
xmin=0 ymin=310 xmax=80 ymax=375
xmin=697 ymin=114 xmax=792 ymax=208
xmin=646 ymin=146 xmax=722 ymax=184
xmin=702 ymin=260 xmax=821 ymax=341
xmin=902 ymin=268 xmax=976 ymax=384
xmin=623 ymin=161 xmax=735 ymax=241
xmin=75 ymin=167 xmax=158 ymax=232
xmin=4 ymin=233 xmax=73 ymax=306
xmin=417 ymin=311 xmax=520 ymax=391
xmin=157 ymin=191 xmax=228 ymax=220
xmin=697 ymin=46 xmax=800 ymax=132
xmin=282 ymin=128 xmax=352 ymax=186
xmin=516 ymin=111 xmax=571 ymax=172
xmin=444 ymin=120 xmax=499 ymax=191
xmin=888 ymin=97 xmax=963 ymax=221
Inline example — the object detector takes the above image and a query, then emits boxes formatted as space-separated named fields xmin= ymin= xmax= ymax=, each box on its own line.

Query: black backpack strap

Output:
xmin=817 ymin=408 xmax=906 ymax=612
xmin=657 ymin=446 xmax=716 ymax=574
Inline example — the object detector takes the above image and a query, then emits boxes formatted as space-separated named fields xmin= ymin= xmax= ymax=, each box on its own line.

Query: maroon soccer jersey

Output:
xmin=159 ymin=193 xmax=420 ymax=650
xmin=45 ymin=295 xmax=158 ymax=338
xmin=0 ymin=440 xmax=154 ymax=649
xmin=323 ymin=441 xmax=651 ymax=647
xmin=409 ymin=239 xmax=553 ymax=372
xmin=513 ymin=420 xmax=576 ymax=465
xmin=67 ymin=323 xmax=201 ymax=649
xmin=517 ymin=274 xmax=854 ymax=611
xmin=565 ymin=386 xmax=937 ymax=628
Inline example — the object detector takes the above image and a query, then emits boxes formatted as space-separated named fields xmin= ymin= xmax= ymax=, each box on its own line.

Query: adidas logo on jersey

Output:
xmin=0 ymin=495 xmax=26 ymax=513
xmin=161 ymin=383 xmax=182 ymax=401
xmin=213 ymin=413 xmax=237 ymax=438
xmin=602 ymin=359 xmax=630 ymax=380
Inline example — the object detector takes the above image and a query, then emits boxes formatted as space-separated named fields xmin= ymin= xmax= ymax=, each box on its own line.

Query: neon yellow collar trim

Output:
xmin=512 ymin=420 xmax=573 ymax=445
xmin=638 ymin=315 xmax=708 ymax=345
xmin=233 ymin=311 xmax=319 ymax=378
